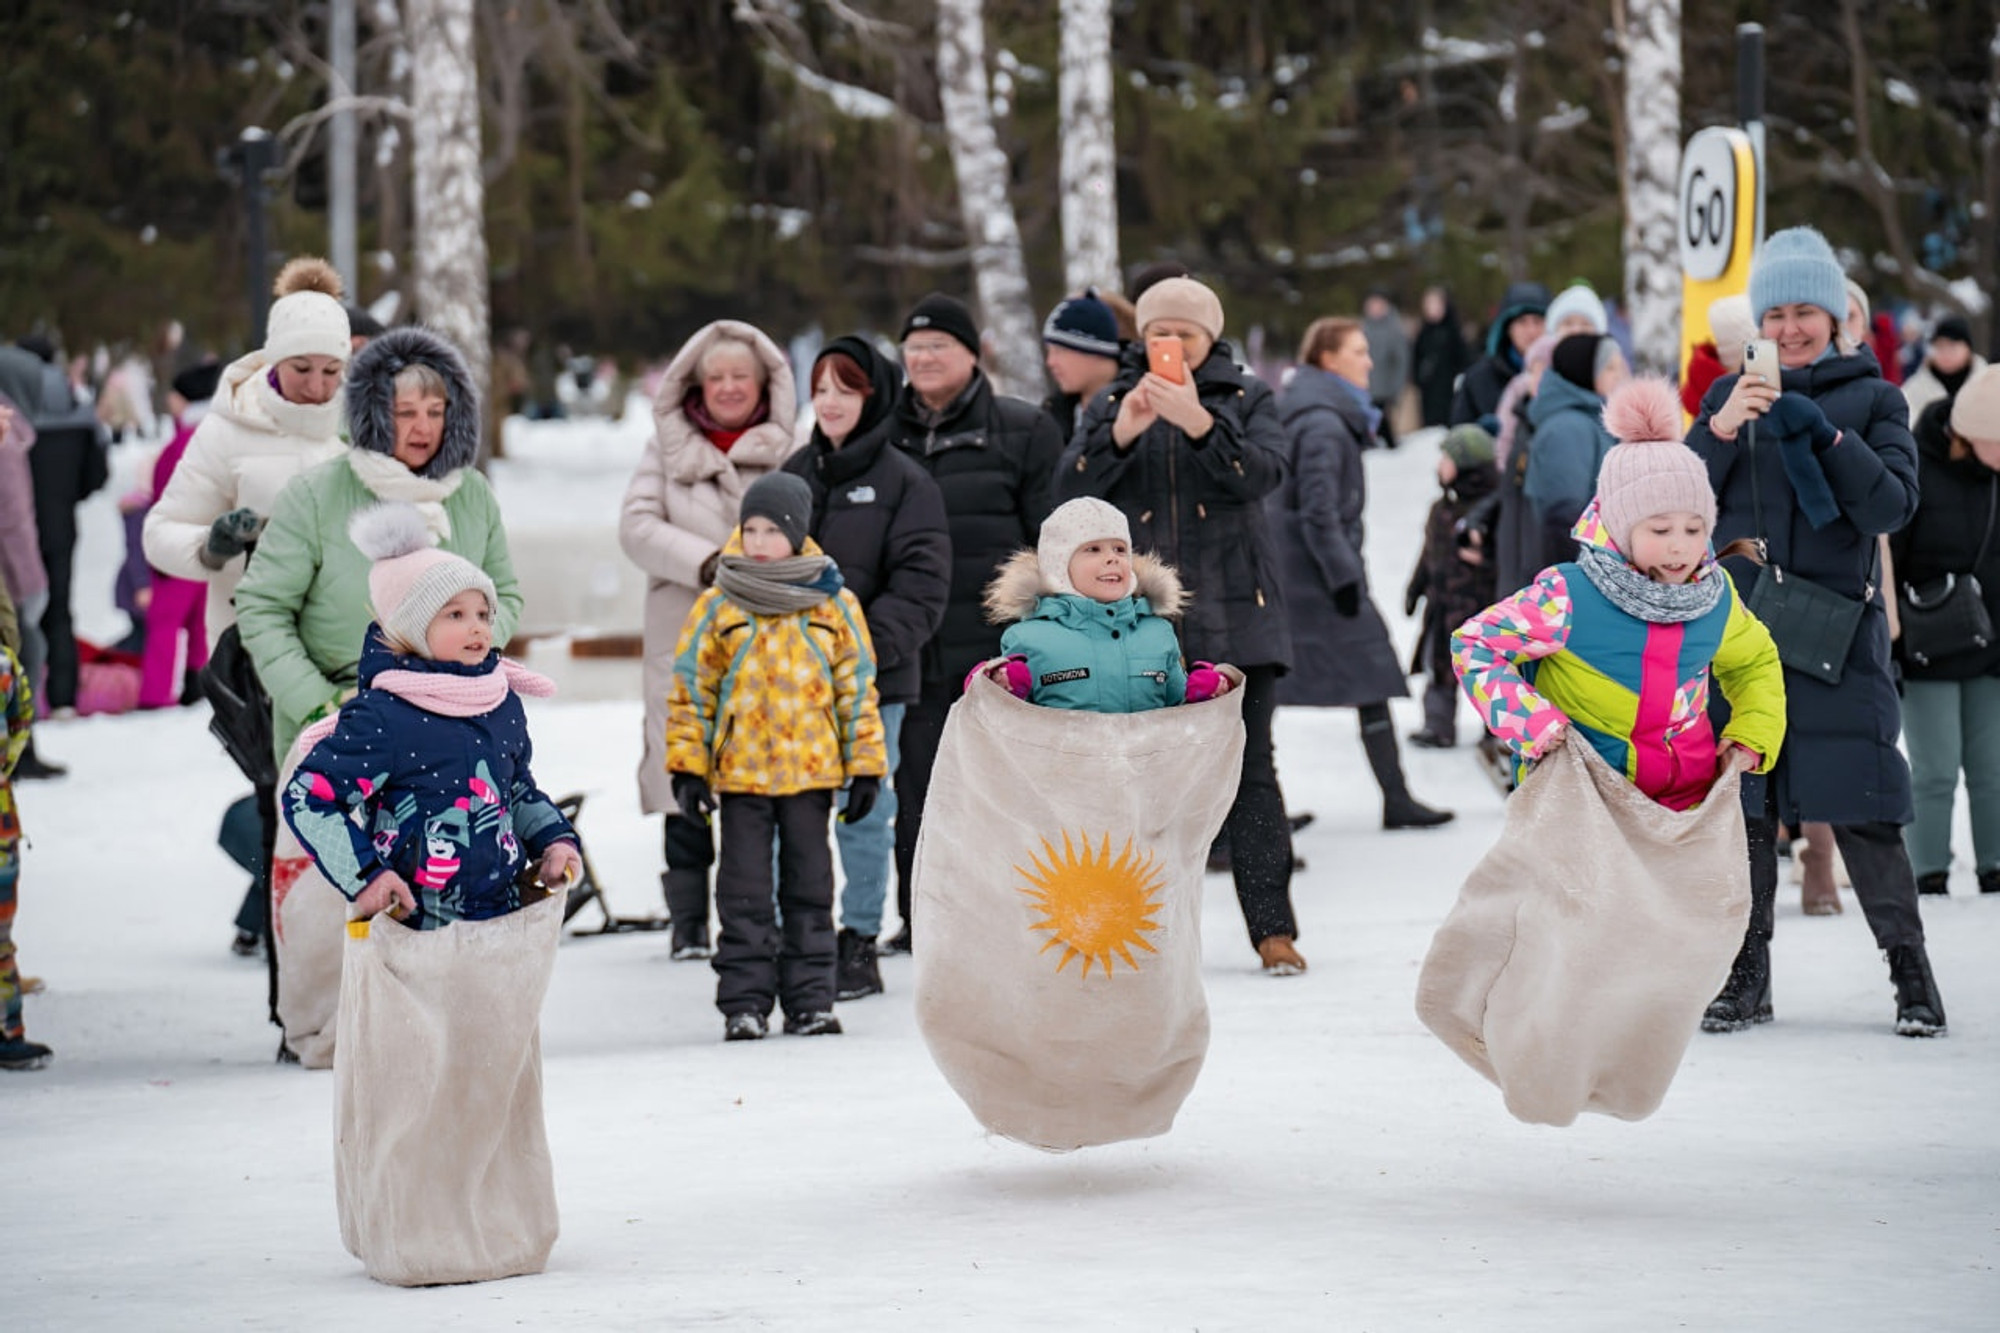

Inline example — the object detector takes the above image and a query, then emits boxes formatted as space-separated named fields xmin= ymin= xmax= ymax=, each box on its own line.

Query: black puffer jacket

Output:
xmin=787 ymin=336 xmax=952 ymax=706
xmin=1687 ymin=350 xmax=1918 ymax=826
xmin=1269 ymin=365 xmax=1404 ymax=705
xmin=1059 ymin=342 xmax=1292 ymax=671
xmin=1889 ymin=398 xmax=2000 ymax=682
xmin=1450 ymin=281 xmax=1551 ymax=429
xmin=890 ymin=369 xmax=1062 ymax=695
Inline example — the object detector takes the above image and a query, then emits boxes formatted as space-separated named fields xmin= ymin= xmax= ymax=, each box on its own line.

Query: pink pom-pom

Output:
xmin=1601 ymin=376 xmax=1684 ymax=445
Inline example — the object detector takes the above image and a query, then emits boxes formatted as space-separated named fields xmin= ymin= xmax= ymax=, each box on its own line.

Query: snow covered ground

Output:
xmin=13 ymin=415 xmax=1998 ymax=1331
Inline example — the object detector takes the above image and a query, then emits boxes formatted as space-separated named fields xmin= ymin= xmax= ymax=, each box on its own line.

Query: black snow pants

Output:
xmin=713 ymin=790 xmax=837 ymax=1019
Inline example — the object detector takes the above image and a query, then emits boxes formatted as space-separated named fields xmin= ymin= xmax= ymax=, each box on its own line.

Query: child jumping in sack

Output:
xmin=667 ymin=472 xmax=886 ymax=1042
xmin=1453 ymin=377 xmax=1786 ymax=808
xmin=977 ymin=496 xmax=1232 ymax=710
xmin=281 ymin=502 xmax=580 ymax=928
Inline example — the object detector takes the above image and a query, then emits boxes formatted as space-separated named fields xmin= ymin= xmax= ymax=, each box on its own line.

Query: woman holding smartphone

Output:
xmin=1686 ymin=225 xmax=1947 ymax=1038
xmin=1058 ymin=277 xmax=1308 ymax=976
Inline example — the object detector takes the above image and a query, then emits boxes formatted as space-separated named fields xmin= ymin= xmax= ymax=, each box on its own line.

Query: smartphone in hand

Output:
xmin=1742 ymin=338 xmax=1780 ymax=382
xmin=1146 ymin=335 xmax=1185 ymax=385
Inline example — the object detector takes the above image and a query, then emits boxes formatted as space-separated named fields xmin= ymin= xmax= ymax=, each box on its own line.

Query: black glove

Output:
xmin=1763 ymin=392 xmax=1841 ymax=453
xmin=842 ymin=775 xmax=880 ymax=825
xmin=203 ymin=507 xmax=266 ymax=566
xmin=1403 ymin=585 xmax=1423 ymax=618
xmin=1333 ymin=583 xmax=1361 ymax=618
xmin=671 ymin=772 xmax=716 ymax=822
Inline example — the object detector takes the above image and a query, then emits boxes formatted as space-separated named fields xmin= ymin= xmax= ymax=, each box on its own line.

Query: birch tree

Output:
xmin=936 ymin=0 xmax=1042 ymax=398
xmin=1616 ymin=0 xmax=1681 ymax=376
xmin=1058 ymin=0 xmax=1119 ymax=295
xmin=406 ymin=0 xmax=491 ymax=419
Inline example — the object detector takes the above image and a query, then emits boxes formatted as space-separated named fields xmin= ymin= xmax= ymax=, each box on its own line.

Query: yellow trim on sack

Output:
xmin=347 ymin=920 xmax=371 ymax=939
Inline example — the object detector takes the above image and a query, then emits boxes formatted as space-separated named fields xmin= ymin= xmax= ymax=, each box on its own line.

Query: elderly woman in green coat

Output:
xmin=235 ymin=326 xmax=523 ymax=767
xmin=233 ymin=325 xmax=522 ymax=1067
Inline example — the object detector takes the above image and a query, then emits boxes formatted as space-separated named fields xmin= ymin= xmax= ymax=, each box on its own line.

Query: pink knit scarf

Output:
xmin=293 ymin=658 xmax=557 ymax=757
xmin=370 ymin=658 xmax=557 ymax=716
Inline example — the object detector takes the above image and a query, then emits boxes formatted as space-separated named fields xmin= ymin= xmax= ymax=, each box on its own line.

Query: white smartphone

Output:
xmin=1742 ymin=337 xmax=1780 ymax=382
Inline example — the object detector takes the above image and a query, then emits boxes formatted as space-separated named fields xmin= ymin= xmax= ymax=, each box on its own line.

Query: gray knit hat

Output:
xmin=739 ymin=472 xmax=815 ymax=553
xmin=349 ymin=503 xmax=497 ymax=656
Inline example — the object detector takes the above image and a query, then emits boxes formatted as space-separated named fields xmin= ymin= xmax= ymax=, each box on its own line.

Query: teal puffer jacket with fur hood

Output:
xmin=984 ymin=549 xmax=1190 ymax=713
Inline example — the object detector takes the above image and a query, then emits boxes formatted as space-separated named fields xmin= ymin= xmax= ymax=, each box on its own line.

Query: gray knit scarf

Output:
xmin=713 ymin=553 xmax=839 ymax=615
xmin=1574 ymin=541 xmax=1725 ymax=624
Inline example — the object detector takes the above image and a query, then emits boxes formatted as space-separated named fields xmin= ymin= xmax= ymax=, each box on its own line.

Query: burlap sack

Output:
xmin=273 ymin=735 xmax=349 ymax=1069
xmin=1415 ymin=739 xmax=1750 ymax=1126
xmin=913 ymin=670 xmax=1245 ymax=1152
xmin=334 ymin=892 xmax=563 ymax=1286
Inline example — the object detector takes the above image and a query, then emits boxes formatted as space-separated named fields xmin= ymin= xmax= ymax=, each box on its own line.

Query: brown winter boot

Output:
xmin=1256 ymin=935 xmax=1307 ymax=976
xmin=1797 ymin=826 xmax=1843 ymax=916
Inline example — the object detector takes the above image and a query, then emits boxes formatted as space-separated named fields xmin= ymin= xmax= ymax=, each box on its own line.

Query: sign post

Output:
xmin=1677 ymin=125 xmax=1760 ymax=409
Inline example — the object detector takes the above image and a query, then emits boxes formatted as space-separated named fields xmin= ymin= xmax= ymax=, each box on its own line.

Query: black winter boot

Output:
xmin=1700 ymin=938 xmax=1773 ymax=1032
xmin=836 ymin=928 xmax=883 ymax=1001
xmin=13 ymin=735 xmax=65 ymax=781
xmin=1886 ymin=942 xmax=1947 ymax=1037
xmin=662 ymin=869 xmax=712 ymax=960
xmin=1359 ymin=704 xmax=1454 ymax=829
xmin=1915 ymin=871 xmax=1950 ymax=896
xmin=1706 ymin=818 xmax=1779 ymax=1032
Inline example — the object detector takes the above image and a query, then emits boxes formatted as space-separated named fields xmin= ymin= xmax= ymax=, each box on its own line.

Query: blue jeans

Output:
xmin=836 ymin=702 xmax=903 ymax=936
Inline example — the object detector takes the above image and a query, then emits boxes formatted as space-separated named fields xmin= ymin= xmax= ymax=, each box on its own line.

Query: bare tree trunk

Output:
xmin=1499 ymin=42 xmax=1528 ymax=281
xmin=1058 ymin=0 xmax=1119 ymax=295
xmin=935 ymin=0 xmax=1042 ymax=399
xmin=406 ymin=0 xmax=491 ymax=437
xmin=1984 ymin=20 xmax=2000 ymax=354
xmin=1617 ymin=0 xmax=1682 ymax=376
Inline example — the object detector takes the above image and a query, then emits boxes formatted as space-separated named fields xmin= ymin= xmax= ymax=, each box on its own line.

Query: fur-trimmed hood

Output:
xmin=650 ymin=320 xmax=799 ymax=484
xmin=983 ymin=548 xmax=1187 ymax=624
xmin=344 ymin=326 xmax=481 ymax=478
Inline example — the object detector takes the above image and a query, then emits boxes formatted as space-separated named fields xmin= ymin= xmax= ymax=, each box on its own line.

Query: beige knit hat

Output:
xmin=1952 ymin=366 xmax=2000 ymax=445
xmin=263 ymin=257 xmax=352 ymax=364
xmin=1595 ymin=378 xmax=1717 ymax=555
xmin=1134 ymin=277 xmax=1224 ymax=341
xmin=1706 ymin=294 xmax=1757 ymax=367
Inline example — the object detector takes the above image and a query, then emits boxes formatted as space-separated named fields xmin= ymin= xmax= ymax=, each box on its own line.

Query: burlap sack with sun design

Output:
xmin=912 ymin=669 xmax=1246 ymax=1152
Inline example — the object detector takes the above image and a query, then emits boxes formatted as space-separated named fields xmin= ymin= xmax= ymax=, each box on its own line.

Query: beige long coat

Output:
xmin=617 ymin=321 xmax=798 ymax=814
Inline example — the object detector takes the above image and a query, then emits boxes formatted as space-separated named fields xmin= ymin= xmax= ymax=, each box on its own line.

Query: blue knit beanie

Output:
xmin=1749 ymin=227 xmax=1846 ymax=324
xmin=1042 ymin=290 xmax=1122 ymax=359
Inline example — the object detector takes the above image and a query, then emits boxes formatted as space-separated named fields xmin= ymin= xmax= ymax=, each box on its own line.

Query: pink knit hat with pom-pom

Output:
xmin=1595 ymin=377 xmax=1717 ymax=556
xmin=348 ymin=502 xmax=497 ymax=656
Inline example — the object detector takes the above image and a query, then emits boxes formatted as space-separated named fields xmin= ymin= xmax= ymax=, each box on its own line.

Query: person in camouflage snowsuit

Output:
xmin=0 ymin=577 xmax=52 ymax=1069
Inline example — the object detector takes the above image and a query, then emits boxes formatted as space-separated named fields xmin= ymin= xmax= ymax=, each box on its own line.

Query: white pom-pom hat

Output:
xmin=1595 ymin=377 xmax=1717 ymax=556
xmin=348 ymin=502 xmax=496 ymax=655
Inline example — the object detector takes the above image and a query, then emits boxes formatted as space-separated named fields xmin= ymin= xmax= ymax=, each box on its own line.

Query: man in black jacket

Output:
xmin=884 ymin=294 xmax=1063 ymax=953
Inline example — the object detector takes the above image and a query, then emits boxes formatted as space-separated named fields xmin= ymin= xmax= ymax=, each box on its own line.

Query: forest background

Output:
xmin=1 ymin=0 xmax=1993 ymax=376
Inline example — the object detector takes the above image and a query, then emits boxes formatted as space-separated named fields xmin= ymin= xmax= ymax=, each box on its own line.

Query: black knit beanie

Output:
xmin=900 ymin=293 xmax=982 ymax=357
xmin=1550 ymin=333 xmax=1608 ymax=391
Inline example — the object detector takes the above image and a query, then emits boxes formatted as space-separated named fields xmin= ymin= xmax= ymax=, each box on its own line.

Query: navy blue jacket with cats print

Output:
xmin=281 ymin=629 xmax=577 ymax=929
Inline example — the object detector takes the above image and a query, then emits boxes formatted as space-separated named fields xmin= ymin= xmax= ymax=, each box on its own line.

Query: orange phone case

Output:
xmin=1147 ymin=336 xmax=1185 ymax=384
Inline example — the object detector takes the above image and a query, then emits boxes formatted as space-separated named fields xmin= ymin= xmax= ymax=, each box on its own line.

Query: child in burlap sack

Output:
xmin=281 ymin=502 xmax=580 ymax=929
xmin=975 ymin=496 xmax=1233 ymax=711
xmin=666 ymin=472 xmax=886 ymax=1042
xmin=1452 ymin=376 xmax=1786 ymax=806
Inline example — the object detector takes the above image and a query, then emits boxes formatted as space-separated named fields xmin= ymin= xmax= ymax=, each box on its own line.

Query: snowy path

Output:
xmin=12 ymin=423 xmax=1997 ymax=1330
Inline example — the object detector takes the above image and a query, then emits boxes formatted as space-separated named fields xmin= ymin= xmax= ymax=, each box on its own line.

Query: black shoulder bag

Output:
xmin=1739 ymin=419 xmax=1870 ymax=686
xmin=1898 ymin=474 xmax=1997 ymax=668
xmin=200 ymin=624 xmax=277 ymax=789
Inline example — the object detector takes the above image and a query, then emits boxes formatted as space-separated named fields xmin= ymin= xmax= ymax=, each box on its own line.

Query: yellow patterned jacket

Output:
xmin=666 ymin=536 xmax=887 ymax=796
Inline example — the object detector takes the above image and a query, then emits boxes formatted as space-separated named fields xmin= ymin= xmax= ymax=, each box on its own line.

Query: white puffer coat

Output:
xmin=618 ymin=320 xmax=799 ymax=815
xmin=141 ymin=351 xmax=346 ymax=646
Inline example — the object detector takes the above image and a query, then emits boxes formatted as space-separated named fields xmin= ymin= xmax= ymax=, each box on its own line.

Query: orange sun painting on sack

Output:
xmin=1016 ymin=831 xmax=1165 ymax=977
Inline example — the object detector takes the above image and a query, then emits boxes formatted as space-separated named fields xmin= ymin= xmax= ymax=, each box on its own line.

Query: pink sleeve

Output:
xmin=1450 ymin=567 xmax=1574 ymax=758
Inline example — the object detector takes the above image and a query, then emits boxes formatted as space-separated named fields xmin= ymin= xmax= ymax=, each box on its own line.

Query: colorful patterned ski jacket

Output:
xmin=666 ymin=535 xmax=887 ymax=795
xmin=281 ymin=631 xmax=577 ymax=929
xmin=1452 ymin=505 xmax=1786 ymax=810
